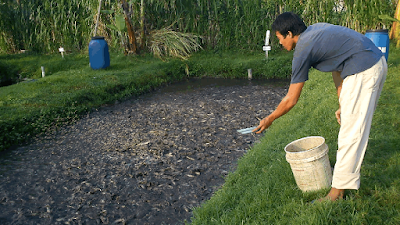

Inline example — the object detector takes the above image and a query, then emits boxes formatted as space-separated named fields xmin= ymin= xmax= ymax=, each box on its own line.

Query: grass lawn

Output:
xmin=190 ymin=46 xmax=400 ymax=224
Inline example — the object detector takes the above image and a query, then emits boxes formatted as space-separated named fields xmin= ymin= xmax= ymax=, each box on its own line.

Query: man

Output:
xmin=253 ymin=12 xmax=387 ymax=201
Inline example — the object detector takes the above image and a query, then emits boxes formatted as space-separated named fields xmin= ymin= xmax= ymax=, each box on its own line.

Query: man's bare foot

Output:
xmin=316 ymin=188 xmax=344 ymax=202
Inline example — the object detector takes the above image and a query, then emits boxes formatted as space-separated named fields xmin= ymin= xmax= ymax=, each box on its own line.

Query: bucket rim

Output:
xmin=284 ymin=136 xmax=326 ymax=154
xmin=285 ymin=147 xmax=329 ymax=163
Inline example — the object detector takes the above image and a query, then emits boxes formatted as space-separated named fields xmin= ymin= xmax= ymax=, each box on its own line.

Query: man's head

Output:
xmin=272 ymin=12 xmax=307 ymax=38
xmin=272 ymin=12 xmax=307 ymax=51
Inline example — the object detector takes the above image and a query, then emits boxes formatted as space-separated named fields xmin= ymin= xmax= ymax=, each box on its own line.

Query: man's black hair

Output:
xmin=272 ymin=12 xmax=307 ymax=37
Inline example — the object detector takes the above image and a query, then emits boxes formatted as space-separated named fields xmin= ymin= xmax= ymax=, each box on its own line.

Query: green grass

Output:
xmin=0 ymin=50 xmax=292 ymax=152
xmin=187 ymin=50 xmax=292 ymax=79
xmin=190 ymin=47 xmax=400 ymax=224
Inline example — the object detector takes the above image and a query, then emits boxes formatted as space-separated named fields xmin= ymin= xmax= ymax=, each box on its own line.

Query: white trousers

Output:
xmin=332 ymin=56 xmax=387 ymax=190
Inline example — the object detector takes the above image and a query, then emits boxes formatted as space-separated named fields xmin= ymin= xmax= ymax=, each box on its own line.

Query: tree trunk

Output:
xmin=121 ymin=0 xmax=137 ymax=54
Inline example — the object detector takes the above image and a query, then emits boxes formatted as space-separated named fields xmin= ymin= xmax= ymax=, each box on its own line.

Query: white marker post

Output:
xmin=263 ymin=30 xmax=271 ymax=59
xmin=248 ymin=68 xmax=252 ymax=80
xmin=41 ymin=66 xmax=45 ymax=77
xmin=59 ymin=47 xmax=65 ymax=59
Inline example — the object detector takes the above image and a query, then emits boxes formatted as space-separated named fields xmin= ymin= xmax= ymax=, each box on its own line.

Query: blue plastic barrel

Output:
xmin=89 ymin=36 xmax=110 ymax=69
xmin=365 ymin=29 xmax=389 ymax=61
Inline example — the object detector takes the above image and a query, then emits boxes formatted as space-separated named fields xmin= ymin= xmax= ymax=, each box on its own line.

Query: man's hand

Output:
xmin=335 ymin=108 xmax=341 ymax=125
xmin=253 ymin=117 xmax=273 ymax=134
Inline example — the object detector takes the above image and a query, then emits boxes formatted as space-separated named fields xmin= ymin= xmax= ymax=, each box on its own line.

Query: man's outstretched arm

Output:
xmin=253 ymin=82 xmax=305 ymax=133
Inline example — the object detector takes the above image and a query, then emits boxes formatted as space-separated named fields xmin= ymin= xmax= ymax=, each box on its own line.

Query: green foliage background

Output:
xmin=0 ymin=0 xmax=396 ymax=54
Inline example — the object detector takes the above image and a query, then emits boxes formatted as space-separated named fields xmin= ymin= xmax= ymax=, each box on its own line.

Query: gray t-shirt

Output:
xmin=291 ymin=23 xmax=383 ymax=84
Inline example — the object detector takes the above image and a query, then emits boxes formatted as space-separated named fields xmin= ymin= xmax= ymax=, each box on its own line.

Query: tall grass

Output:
xmin=0 ymin=0 xmax=397 ymax=54
xmin=0 ymin=0 xmax=95 ymax=53
xmin=144 ymin=0 xmax=304 ymax=51
xmin=340 ymin=0 xmax=395 ymax=32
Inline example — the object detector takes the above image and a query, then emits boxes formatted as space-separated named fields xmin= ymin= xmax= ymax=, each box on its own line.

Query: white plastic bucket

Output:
xmin=284 ymin=136 xmax=332 ymax=192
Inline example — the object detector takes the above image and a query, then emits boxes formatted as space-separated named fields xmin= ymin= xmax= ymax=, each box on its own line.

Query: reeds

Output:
xmin=0 ymin=0 xmax=101 ymax=53
xmin=341 ymin=0 xmax=395 ymax=32
xmin=0 ymin=0 xmax=396 ymax=54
